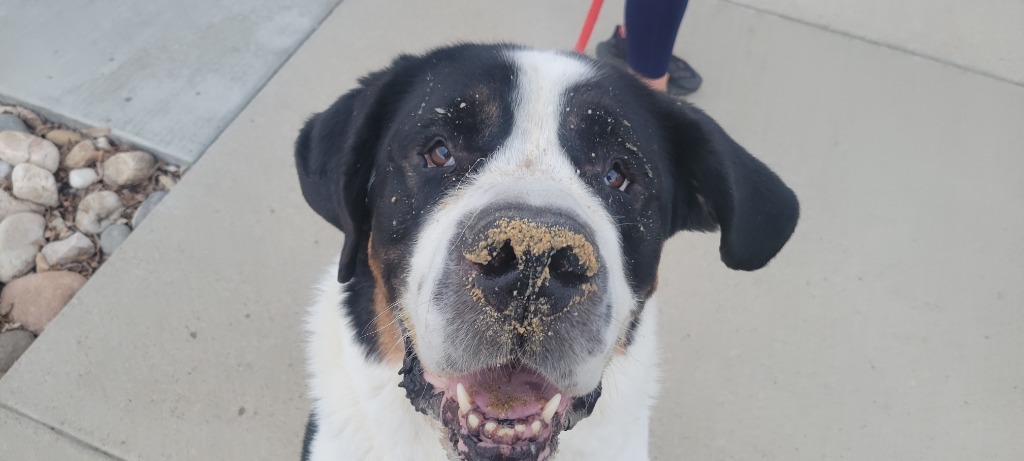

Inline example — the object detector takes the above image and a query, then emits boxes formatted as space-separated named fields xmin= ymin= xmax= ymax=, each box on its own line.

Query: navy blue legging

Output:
xmin=625 ymin=0 xmax=690 ymax=79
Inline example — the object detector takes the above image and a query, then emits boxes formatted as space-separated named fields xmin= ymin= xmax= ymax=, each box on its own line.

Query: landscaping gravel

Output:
xmin=0 ymin=104 xmax=186 ymax=366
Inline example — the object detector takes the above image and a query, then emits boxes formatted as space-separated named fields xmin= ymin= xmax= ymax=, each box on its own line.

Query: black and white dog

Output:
xmin=295 ymin=44 xmax=798 ymax=461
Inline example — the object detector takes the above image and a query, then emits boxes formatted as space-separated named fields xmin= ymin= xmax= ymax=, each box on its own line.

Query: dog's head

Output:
xmin=296 ymin=45 xmax=798 ymax=460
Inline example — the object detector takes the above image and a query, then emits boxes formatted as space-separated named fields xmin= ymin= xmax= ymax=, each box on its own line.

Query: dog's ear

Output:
xmin=294 ymin=57 xmax=415 ymax=283
xmin=659 ymin=96 xmax=799 ymax=270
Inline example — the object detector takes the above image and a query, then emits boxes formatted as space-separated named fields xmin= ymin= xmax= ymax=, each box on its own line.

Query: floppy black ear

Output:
xmin=659 ymin=97 xmax=800 ymax=271
xmin=294 ymin=57 xmax=415 ymax=282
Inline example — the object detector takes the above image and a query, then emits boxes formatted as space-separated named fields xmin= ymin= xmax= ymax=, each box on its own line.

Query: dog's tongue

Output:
xmin=424 ymin=364 xmax=571 ymax=460
xmin=458 ymin=366 xmax=555 ymax=419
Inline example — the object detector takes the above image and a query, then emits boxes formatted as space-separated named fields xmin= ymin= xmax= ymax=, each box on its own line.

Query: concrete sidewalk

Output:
xmin=2 ymin=0 xmax=1023 ymax=459
xmin=0 ymin=0 xmax=342 ymax=164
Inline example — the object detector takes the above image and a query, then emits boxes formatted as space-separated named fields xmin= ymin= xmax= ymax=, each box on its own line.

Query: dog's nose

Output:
xmin=461 ymin=211 xmax=600 ymax=319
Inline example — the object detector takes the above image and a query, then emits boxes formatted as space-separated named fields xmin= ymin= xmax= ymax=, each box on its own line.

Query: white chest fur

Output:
xmin=304 ymin=266 xmax=661 ymax=461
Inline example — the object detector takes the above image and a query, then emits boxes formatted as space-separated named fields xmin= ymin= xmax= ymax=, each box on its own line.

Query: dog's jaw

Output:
xmin=400 ymin=335 xmax=612 ymax=461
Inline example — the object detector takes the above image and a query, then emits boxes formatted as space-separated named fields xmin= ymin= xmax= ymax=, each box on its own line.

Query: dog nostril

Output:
xmin=548 ymin=246 xmax=591 ymax=287
xmin=472 ymin=240 xmax=517 ymax=277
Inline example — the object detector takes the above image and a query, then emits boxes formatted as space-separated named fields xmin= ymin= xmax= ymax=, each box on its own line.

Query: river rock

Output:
xmin=11 ymin=163 xmax=58 ymax=207
xmin=1 ymin=271 xmax=87 ymax=333
xmin=102 ymin=151 xmax=156 ymax=187
xmin=42 ymin=232 xmax=95 ymax=266
xmin=75 ymin=190 xmax=124 ymax=234
xmin=0 ymin=212 xmax=45 ymax=282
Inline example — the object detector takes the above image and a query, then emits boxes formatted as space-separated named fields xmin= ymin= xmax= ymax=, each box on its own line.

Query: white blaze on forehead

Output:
xmin=485 ymin=49 xmax=594 ymax=175
xmin=404 ymin=49 xmax=637 ymax=392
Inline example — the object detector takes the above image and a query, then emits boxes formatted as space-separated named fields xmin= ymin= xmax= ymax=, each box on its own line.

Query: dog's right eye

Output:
xmin=424 ymin=141 xmax=455 ymax=168
xmin=604 ymin=161 xmax=630 ymax=192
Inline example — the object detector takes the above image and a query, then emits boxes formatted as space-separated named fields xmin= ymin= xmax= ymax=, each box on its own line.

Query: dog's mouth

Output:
xmin=399 ymin=340 xmax=601 ymax=460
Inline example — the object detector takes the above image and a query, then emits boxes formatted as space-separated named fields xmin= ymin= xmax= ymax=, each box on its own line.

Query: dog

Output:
xmin=294 ymin=44 xmax=798 ymax=461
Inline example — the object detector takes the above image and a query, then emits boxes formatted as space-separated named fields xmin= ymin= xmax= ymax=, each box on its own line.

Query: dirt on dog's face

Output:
xmin=295 ymin=45 xmax=799 ymax=460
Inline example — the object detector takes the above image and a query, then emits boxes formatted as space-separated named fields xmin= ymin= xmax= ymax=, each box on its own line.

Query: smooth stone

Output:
xmin=64 ymin=140 xmax=102 ymax=168
xmin=75 ymin=190 xmax=124 ymax=234
xmin=0 ymin=212 xmax=46 ymax=282
xmin=1 ymin=271 xmax=87 ymax=333
xmin=43 ymin=129 xmax=82 ymax=148
xmin=131 ymin=190 xmax=167 ymax=228
xmin=42 ymin=232 xmax=95 ymax=266
xmin=94 ymin=137 xmax=112 ymax=151
xmin=11 ymin=163 xmax=59 ymax=207
xmin=0 ymin=131 xmax=60 ymax=171
xmin=157 ymin=174 xmax=177 ymax=190
xmin=49 ymin=216 xmax=68 ymax=234
xmin=35 ymin=251 xmax=50 ymax=273
xmin=0 ymin=189 xmax=45 ymax=222
xmin=0 ymin=160 xmax=11 ymax=180
xmin=68 ymin=168 xmax=100 ymax=189
xmin=100 ymin=223 xmax=131 ymax=255
xmin=0 ymin=114 xmax=29 ymax=133
xmin=82 ymin=126 xmax=111 ymax=138
xmin=0 ymin=330 xmax=35 ymax=373
xmin=28 ymin=140 xmax=60 ymax=173
xmin=102 ymin=150 xmax=156 ymax=187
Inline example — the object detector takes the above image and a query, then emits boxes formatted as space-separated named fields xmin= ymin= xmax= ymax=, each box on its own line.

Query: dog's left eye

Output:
xmin=604 ymin=161 xmax=630 ymax=192
xmin=424 ymin=141 xmax=455 ymax=168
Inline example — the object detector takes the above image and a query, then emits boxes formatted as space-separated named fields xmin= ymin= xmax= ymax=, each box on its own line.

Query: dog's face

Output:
xmin=296 ymin=45 xmax=798 ymax=460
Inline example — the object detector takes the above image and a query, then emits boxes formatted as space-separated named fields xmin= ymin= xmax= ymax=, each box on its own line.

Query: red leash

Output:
xmin=574 ymin=0 xmax=605 ymax=53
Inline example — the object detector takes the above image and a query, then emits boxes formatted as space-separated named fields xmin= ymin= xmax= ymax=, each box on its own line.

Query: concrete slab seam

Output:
xmin=0 ymin=402 xmax=125 ymax=461
xmin=720 ymin=0 xmax=1024 ymax=89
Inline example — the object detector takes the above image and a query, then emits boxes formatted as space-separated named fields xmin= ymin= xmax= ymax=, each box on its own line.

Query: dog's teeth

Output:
xmin=515 ymin=423 xmax=527 ymax=436
xmin=483 ymin=421 xmax=498 ymax=438
xmin=531 ymin=420 xmax=542 ymax=434
xmin=541 ymin=393 xmax=561 ymax=423
xmin=456 ymin=383 xmax=473 ymax=414
xmin=467 ymin=412 xmax=481 ymax=429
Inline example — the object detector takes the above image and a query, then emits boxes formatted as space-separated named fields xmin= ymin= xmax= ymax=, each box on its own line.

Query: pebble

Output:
xmin=0 ymin=160 xmax=11 ymax=179
xmin=0 ymin=131 xmax=60 ymax=171
xmin=0 ymin=330 xmax=35 ymax=373
xmin=100 ymin=223 xmax=131 ymax=255
xmin=132 ymin=190 xmax=167 ymax=228
xmin=0 ymin=271 xmax=87 ymax=333
xmin=35 ymin=251 xmax=50 ymax=272
xmin=0 ymin=189 xmax=44 ymax=222
xmin=50 ymin=216 xmax=68 ymax=233
xmin=0 ymin=212 xmax=45 ymax=282
xmin=44 ymin=129 xmax=82 ymax=148
xmin=82 ymin=126 xmax=111 ymax=138
xmin=68 ymin=168 xmax=100 ymax=189
xmin=157 ymin=174 xmax=177 ymax=190
xmin=11 ymin=163 xmax=59 ymax=207
xmin=64 ymin=140 xmax=102 ymax=168
xmin=0 ymin=114 xmax=29 ymax=133
xmin=42 ymin=232 xmax=95 ymax=266
xmin=103 ymin=151 xmax=156 ymax=187
xmin=75 ymin=190 xmax=124 ymax=234
xmin=94 ymin=137 xmax=112 ymax=151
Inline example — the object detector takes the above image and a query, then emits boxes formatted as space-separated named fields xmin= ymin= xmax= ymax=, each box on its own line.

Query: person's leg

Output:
xmin=623 ymin=0 xmax=689 ymax=91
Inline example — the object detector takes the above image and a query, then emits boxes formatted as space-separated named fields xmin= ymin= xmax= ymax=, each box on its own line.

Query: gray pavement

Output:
xmin=1 ymin=0 xmax=1023 ymax=459
xmin=724 ymin=0 xmax=1024 ymax=86
xmin=0 ymin=0 xmax=342 ymax=164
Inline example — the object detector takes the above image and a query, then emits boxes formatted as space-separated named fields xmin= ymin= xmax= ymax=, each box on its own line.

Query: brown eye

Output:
xmin=604 ymin=161 xmax=630 ymax=191
xmin=424 ymin=141 xmax=455 ymax=168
